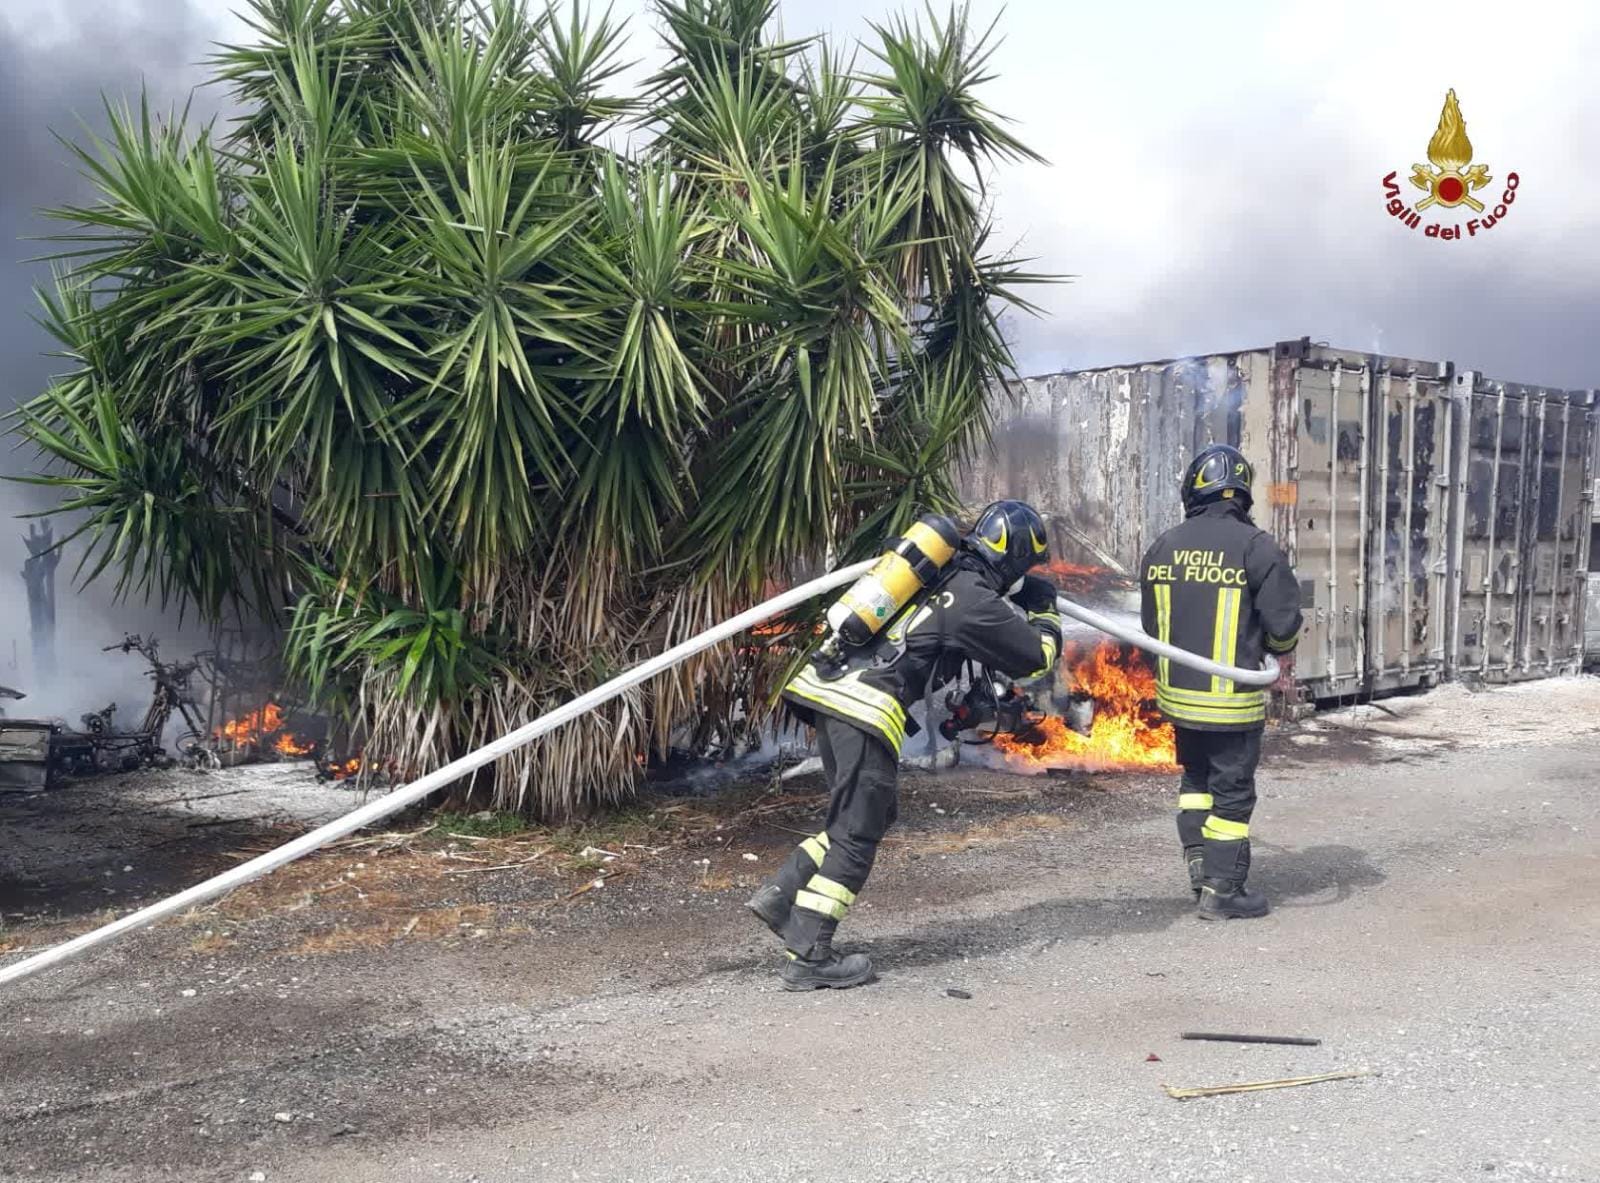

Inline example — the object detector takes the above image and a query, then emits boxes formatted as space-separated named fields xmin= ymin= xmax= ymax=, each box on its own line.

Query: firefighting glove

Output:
xmin=1013 ymin=574 xmax=1059 ymax=616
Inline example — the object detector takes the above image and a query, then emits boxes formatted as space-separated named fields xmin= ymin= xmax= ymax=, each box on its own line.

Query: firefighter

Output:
xmin=1140 ymin=444 xmax=1303 ymax=920
xmin=748 ymin=501 xmax=1064 ymax=990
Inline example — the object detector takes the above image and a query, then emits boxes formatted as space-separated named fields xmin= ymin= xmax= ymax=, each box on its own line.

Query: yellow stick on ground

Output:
xmin=1162 ymin=1069 xmax=1376 ymax=1100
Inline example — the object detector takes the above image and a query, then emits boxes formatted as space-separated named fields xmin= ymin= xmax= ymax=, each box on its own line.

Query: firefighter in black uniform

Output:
xmin=747 ymin=501 xmax=1064 ymax=990
xmin=1140 ymin=445 xmax=1303 ymax=920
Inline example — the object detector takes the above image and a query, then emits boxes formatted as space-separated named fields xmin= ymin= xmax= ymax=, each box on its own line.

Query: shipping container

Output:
xmin=1449 ymin=373 xmax=1596 ymax=681
xmin=1587 ymin=436 xmax=1600 ymax=667
xmin=961 ymin=339 xmax=1595 ymax=700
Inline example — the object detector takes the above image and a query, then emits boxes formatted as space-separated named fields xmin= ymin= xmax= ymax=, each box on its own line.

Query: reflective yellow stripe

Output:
xmin=1028 ymin=610 xmax=1062 ymax=628
xmin=788 ymin=682 xmax=904 ymax=754
xmin=1202 ymin=815 xmax=1250 ymax=840
xmin=794 ymin=889 xmax=848 ymax=921
xmin=1157 ymin=683 xmax=1265 ymax=705
xmin=1154 ymin=584 xmax=1171 ymax=684
xmin=1026 ymin=633 xmax=1059 ymax=680
xmin=1157 ymin=689 xmax=1265 ymax=711
xmin=1222 ymin=589 xmax=1242 ymax=693
xmin=805 ymin=874 xmax=856 ymax=907
xmin=1178 ymin=792 xmax=1214 ymax=811
xmin=788 ymin=667 xmax=907 ymax=754
xmin=1210 ymin=588 xmax=1230 ymax=693
xmin=798 ymin=672 xmax=906 ymax=740
xmin=1265 ymin=632 xmax=1297 ymax=653
xmin=1157 ymin=697 xmax=1267 ymax=725
xmin=1158 ymin=696 xmax=1265 ymax=717
xmin=801 ymin=836 xmax=828 ymax=865
xmin=794 ymin=668 xmax=906 ymax=739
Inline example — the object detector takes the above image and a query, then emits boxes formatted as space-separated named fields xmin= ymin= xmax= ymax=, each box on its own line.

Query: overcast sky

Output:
xmin=3 ymin=0 xmax=1595 ymax=402
xmin=0 ymin=1 xmax=1595 ymax=583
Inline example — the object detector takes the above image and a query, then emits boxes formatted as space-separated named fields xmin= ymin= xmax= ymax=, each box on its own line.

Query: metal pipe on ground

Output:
xmin=0 ymin=571 xmax=1276 ymax=990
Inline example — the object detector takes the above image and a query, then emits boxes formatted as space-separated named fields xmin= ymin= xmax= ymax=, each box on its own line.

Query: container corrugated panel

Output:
xmin=1266 ymin=345 xmax=1363 ymax=696
xmin=1450 ymin=375 xmax=1595 ymax=680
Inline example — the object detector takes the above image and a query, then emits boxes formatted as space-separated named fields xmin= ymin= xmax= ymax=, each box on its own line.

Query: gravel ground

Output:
xmin=2 ymin=678 xmax=1599 ymax=1183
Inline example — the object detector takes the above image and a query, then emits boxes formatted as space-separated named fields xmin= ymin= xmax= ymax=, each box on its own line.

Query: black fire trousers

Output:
xmin=769 ymin=716 xmax=899 ymax=960
xmin=1174 ymin=725 xmax=1263 ymax=885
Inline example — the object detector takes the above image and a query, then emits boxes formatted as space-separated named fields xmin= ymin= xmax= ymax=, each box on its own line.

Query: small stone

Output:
xmin=742 ymin=853 xmax=759 ymax=862
xmin=181 ymin=989 xmax=197 ymax=998
xmin=945 ymin=988 xmax=973 ymax=1000
xmin=273 ymin=1111 xmax=294 ymax=1123
xmin=250 ymin=1174 xmax=267 ymax=1182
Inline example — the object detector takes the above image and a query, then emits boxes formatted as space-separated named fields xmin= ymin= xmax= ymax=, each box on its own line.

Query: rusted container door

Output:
xmin=1365 ymin=369 xmax=1453 ymax=691
xmin=1286 ymin=357 xmax=1368 ymax=697
xmin=1451 ymin=377 xmax=1595 ymax=680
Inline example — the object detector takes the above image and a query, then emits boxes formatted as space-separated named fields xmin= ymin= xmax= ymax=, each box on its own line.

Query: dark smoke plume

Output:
xmin=0 ymin=2 xmax=228 ymax=710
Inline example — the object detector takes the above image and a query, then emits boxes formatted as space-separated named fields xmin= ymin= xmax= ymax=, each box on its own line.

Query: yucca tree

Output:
xmin=13 ymin=0 xmax=1047 ymax=815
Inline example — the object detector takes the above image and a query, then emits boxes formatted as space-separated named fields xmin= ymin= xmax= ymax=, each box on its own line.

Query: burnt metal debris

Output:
xmin=0 ymin=633 xmax=342 ymax=792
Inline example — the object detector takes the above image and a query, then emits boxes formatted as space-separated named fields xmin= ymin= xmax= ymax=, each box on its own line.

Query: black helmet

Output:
xmin=1181 ymin=444 xmax=1254 ymax=514
xmin=966 ymin=500 xmax=1050 ymax=590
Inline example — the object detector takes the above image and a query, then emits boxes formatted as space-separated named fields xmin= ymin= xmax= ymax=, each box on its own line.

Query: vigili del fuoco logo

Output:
xmin=1381 ymin=89 xmax=1519 ymax=241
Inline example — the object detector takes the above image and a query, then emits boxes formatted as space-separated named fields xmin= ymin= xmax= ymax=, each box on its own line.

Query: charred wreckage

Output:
xmin=0 ymin=634 xmax=368 ymax=793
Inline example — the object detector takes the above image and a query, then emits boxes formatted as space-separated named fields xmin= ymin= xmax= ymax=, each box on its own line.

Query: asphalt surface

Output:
xmin=3 ymin=680 xmax=1599 ymax=1183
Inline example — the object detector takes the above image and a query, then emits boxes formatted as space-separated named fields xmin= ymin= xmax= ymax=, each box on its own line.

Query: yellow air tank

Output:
xmin=827 ymin=515 xmax=961 ymax=649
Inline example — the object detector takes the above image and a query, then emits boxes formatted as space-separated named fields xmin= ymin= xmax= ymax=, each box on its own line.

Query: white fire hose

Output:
xmin=0 ymin=564 xmax=1276 ymax=989
xmin=1054 ymin=595 xmax=1281 ymax=688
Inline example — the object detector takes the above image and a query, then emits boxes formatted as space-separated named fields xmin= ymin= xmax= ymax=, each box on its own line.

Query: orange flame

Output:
xmin=322 ymin=754 xmax=398 ymax=781
xmin=274 ymin=732 xmax=317 ymax=757
xmin=214 ymin=702 xmax=317 ymax=759
xmin=217 ymin=702 xmax=285 ymax=745
xmin=993 ymin=642 xmax=1176 ymax=772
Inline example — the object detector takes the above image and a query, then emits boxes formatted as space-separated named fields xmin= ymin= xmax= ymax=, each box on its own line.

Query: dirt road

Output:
xmin=3 ymin=680 xmax=1599 ymax=1182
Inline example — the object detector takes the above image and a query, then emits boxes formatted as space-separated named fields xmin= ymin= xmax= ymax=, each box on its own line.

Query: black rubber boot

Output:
xmin=1197 ymin=831 xmax=1266 ymax=918
xmin=780 ymin=949 xmax=875 ymax=991
xmin=1177 ymin=809 xmax=1208 ymax=901
xmin=745 ymin=884 xmax=792 ymax=938
xmin=1196 ymin=879 xmax=1270 ymax=920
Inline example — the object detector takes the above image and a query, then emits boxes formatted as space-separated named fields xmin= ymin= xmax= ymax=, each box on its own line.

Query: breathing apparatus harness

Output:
xmin=811 ymin=514 xmax=1051 ymax=744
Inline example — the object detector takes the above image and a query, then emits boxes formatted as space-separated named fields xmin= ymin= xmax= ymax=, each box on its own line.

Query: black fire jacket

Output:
xmin=1139 ymin=500 xmax=1303 ymax=732
xmin=784 ymin=561 xmax=1063 ymax=757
